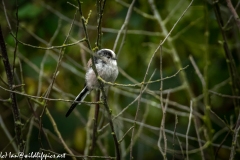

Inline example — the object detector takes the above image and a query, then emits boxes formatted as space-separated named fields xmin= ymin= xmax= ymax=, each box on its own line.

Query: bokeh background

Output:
xmin=0 ymin=0 xmax=240 ymax=159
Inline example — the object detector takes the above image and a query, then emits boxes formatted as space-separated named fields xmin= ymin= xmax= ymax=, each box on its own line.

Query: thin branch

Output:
xmin=0 ymin=116 xmax=18 ymax=152
xmin=119 ymin=117 xmax=231 ymax=150
xmin=158 ymin=42 xmax=167 ymax=159
xmin=96 ymin=0 xmax=106 ymax=49
xmin=0 ymin=75 xmax=8 ymax=87
xmin=176 ymin=135 xmax=185 ymax=159
xmin=89 ymin=90 xmax=100 ymax=156
xmin=212 ymin=2 xmax=240 ymax=158
xmin=189 ymin=55 xmax=205 ymax=87
xmin=162 ymin=0 xmax=185 ymax=24
xmin=89 ymin=0 xmax=107 ymax=154
xmin=147 ymin=0 xmax=194 ymax=45
xmin=116 ymin=0 xmax=155 ymax=20
xmin=172 ymin=16 xmax=203 ymax=41
xmin=127 ymin=70 xmax=156 ymax=158
xmin=76 ymin=1 xmax=121 ymax=159
xmin=224 ymin=1 xmax=240 ymax=28
xmin=118 ymin=126 xmax=134 ymax=143
xmin=76 ymin=0 xmax=92 ymax=50
xmin=214 ymin=129 xmax=231 ymax=160
xmin=37 ymin=11 xmax=77 ymax=160
xmin=209 ymin=90 xmax=240 ymax=99
xmin=45 ymin=108 xmax=77 ymax=160
xmin=225 ymin=0 xmax=240 ymax=31
xmin=2 ymin=0 xmax=12 ymax=30
xmin=0 ymin=85 xmax=102 ymax=105
xmin=186 ymin=101 xmax=193 ymax=160
xmin=26 ymin=18 xmax=62 ymax=153
xmin=0 ymin=25 xmax=24 ymax=152
xmin=113 ymin=0 xmax=136 ymax=56
xmin=12 ymin=0 xmax=19 ymax=83
xmin=98 ymin=65 xmax=189 ymax=87
xmin=43 ymin=1 xmax=162 ymax=37
xmin=130 ymin=40 xmax=160 ymax=159
xmin=161 ymin=0 xmax=194 ymax=45
xmin=148 ymin=0 xmax=195 ymax=104
xmin=172 ymin=114 xmax=178 ymax=160
xmin=13 ymin=36 xmax=86 ymax=50
xmin=121 ymin=72 xmax=155 ymax=158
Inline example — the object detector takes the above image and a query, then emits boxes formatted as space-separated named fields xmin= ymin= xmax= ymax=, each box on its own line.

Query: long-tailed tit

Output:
xmin=65 ymin=49 xmax=118 ymax=117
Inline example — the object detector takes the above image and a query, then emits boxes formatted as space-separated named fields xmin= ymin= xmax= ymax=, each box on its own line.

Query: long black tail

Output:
xmin=65 ymin=86 xmax=89 ymax=117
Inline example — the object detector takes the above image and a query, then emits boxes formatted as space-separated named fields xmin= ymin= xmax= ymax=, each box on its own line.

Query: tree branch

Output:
xmin=76 ymin=1 xmax=121 ymax=159
xmin=225 ymin=0 xmax=240 ymax=32
xmin=0 ymin=25 xmax=24 ymax=152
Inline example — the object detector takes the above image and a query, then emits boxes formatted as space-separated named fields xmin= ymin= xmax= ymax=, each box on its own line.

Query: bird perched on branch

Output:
xmin=66 ymin=49 xmax=118 ymax=117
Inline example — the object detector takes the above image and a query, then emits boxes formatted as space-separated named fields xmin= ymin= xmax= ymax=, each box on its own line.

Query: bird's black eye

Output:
xmin=107 ymin=56 xmax=111 ymax=59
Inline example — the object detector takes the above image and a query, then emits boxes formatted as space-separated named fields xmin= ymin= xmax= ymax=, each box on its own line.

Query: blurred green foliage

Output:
xmin=0 ymin=0 xmax=240 ymax=159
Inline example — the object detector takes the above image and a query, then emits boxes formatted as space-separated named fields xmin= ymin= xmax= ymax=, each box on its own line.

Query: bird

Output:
xmin=65 ymin=49 xmax=119 ymax=117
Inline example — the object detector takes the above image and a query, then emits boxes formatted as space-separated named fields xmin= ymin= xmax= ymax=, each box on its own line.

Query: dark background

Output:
xmin=0 ymin=0 xmax=240 ymax=159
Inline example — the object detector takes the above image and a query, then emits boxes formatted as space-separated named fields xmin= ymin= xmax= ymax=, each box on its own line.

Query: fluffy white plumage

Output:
xmin=66 ymin=49 xmax=118 ymax=117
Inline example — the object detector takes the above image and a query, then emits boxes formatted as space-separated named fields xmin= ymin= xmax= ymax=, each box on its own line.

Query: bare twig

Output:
xmin=43 ymin=1 xmax=162 ymax=37
xmin=0 ymin=25 xmax=24 ymax=152
xmin=158 ymin=43 xmax=167 ymax=159
xmin=26 ymin=18 xmax=62 ymax=153
xmin=116 ymin=0 xmax=155 ymax=20
xmin=98 ymin=65 xmax=189 ymax=87
xmin=119 ymin=117 xmax=231 ymax=150
xmin=0 ymin=85 xmax=102 ymax=105
xmin=148 ymin=0 xmax=195 ymax=102
xmin=158 ymin=91 xmax=170 ymax=159
xmin=37 ymin=10 xmax=78 ymax=160
xmin=202 ymin=4 xmax=214 ymax=157
xmin=12 ymin=0 xmax=19 ymax=83
xmin=96 ymin=0 xmax=107 ymax=49
xmin=172 ymin=114 xmax=178 ymax=160
xmin=13 ymin=37 xmax=86 ymax=50
xmin=186 ymin=101 xmax=193 ymax=160
xmin=189 ymin=55 xmax=205 ymax=87
xmin=176 ymin=135 xmax=185 ymax=159
xmin=2 ymin=0 xmax=12 ymax=30
xmin=130 ymin=40 xmax=160 ymax=159
xmin=214 ymin=128 xmax=231 ymax=160
xmin=125 ymin=70 xmax=156 ymax=158
xmin=0 ymin=116 xmax=18 ymax=152
xmin=225 ymin=0 xmax=240 ymax=31
xmin=113 ymin=0 xmax=136 ymax=56
xmin=89 ymin=0 xmax=107 ymax=155
xmin=89 ymin=90 xmax=100 ymax=156
xmin=163 ymin=0 xmax=185 ymax=24
xmin=120 ymin=70 xmax=157 ymax=158
xmin=76 ymin=1 xmax=121 ymax=159
xmin=224 ymin=1 xmax=240 ymax=28
xmin=212 ymin=1 xmax=240 ymax=158
xmin=209 ymin=90 xmax=240 ymax=99
xmin=0 ymin=75 xmax=8 ymax=87
xmin=45 ymin=108 xmax=76 ymax=160
xmin=172 ymin=16 xmax=203 ymax=41
xmin=118 ymin=126 xmax=134 ymax=143
xmin=148 ymin=0 xmax=194 ymax=45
